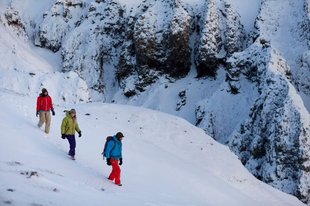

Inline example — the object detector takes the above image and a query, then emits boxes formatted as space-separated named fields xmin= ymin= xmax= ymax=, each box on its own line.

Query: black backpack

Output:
xmin=102 ymin=136 xmax=115 ymax=159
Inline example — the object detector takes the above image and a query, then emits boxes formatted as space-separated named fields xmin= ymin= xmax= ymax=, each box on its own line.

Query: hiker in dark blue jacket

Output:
xmin=105 ymin=132 xmax=124 ymax=186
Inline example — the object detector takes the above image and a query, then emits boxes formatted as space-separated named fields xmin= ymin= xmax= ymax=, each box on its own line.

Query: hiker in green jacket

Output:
xmin=61 ymin=109 xmax=82 ymax=160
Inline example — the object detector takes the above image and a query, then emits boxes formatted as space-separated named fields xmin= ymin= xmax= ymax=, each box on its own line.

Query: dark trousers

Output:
xmin=66 ymin=135 xmax=76 ymax=157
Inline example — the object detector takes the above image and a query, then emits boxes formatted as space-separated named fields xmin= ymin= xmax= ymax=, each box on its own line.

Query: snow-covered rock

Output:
xmin=61 ymin=0 xmax=125 ymax=97
xmin=132 ymin=0 xmax=192 ymax=77
xmin=195 ymin=0 xmax=223 ymax=77
xmin=250 ymin=0 xmax=310 ymax=112
xmin=296 ymin=51 xmax=310 ymax=97
xmin=223 ymin=2 xmax=245 ymax=55
xmin=0 ymin=7 xmax=26 ymax=37
xmin=0 ymin=9 xmax=90 ymax=105
xmin=195 ymin=0 xmax=245 ymax=77
xmin=226 ymin=42 xmax=310 ymax=204
xmin=37 ymin=0 xmax=84 ymax=52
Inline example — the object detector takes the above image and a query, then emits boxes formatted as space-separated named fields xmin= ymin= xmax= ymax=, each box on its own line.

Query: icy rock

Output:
xmin=227 ymin=42 xmax=310 ymax=204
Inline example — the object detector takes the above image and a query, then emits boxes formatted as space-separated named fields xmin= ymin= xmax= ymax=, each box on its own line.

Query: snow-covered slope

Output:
xmin=0 ymin=89 xmax=306 ymax=206
xmin=1 ymin=0 xmax=310 ymax=204
xmin=252 ymin=0 xmax=310 ymax=110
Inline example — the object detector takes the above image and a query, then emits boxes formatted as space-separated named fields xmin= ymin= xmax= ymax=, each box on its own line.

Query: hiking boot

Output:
xmin=116 ymin=183 xmax=122 ymax=186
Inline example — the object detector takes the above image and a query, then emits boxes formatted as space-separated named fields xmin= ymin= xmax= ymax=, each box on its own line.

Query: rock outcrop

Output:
xmin=195 ymin=0 xmax=245 ymax=77
xmin=227 ymin=42 xmax=310 ymax=204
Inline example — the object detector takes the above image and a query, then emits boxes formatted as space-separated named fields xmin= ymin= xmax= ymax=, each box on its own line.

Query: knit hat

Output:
xmin=116 ymin=132 xmax=124 ymax=139
xmin=41 ymin=88 xmax=48 ymax=93
xmin=69 ymin=109 xmax=76 ymax=114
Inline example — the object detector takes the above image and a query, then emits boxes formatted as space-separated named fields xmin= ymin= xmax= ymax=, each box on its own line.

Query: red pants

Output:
xmin=108 ymin=159 xmax=121 ymax=185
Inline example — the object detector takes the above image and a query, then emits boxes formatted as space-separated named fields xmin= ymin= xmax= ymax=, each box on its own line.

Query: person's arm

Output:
xmin=36 ymin=97 xmax=40 ymax=113
xmin=49 ymin=96 xmax=55 ymax=115
xmin=75 ymin=122 xmax=81 ymax=132
xmin=61 ymin=118 xmax=67 ymax=135
xmin=120 ymin=143 xmax=123 ymax=159
xmin=75 ymin=122 xmax=81 ymax=137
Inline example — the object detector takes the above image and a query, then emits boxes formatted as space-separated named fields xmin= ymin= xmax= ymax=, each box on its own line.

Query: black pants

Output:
xmin=66 ymin=135 xmax=76 ymax=157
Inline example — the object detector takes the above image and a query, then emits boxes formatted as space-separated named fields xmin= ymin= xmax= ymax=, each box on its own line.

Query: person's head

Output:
xmin=41 ymin=88 xmax=48 ymax=96
xmin=69 ymin=109 xmax=76 ymax=118
xmin=116 ymin=132 xmax=124 ymax=140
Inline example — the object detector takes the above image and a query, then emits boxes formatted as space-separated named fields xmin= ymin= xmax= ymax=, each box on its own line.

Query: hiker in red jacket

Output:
xmin=36 ymin=88 xmax=55 ymax=134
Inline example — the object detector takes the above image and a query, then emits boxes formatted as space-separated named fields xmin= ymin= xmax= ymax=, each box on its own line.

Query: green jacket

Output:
xmin=61 ymin=112 xmax=81 ymax=135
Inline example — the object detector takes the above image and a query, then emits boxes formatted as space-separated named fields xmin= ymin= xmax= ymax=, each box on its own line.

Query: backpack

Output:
xmin=102 ymin=136 xmax=115 ymax=159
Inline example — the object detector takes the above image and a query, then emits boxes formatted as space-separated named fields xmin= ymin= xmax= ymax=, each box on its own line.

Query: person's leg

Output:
xmin=38 ymin=111 xmax=45 ymax=127
xmin=67 ymin=135 xmax=76 ymax=157
xmin=109 ymin=159 xmax=121 ymax=185
xmin=44 ymin=111 xmax=51 ymax=134
xmin=114 ymin=160 xmax=121 ymax=185
xmin=108 ymin=159 xmax=116 ymax=181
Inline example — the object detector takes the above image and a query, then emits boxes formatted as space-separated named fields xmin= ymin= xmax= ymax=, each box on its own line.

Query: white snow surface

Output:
xmin=0 ymin=0 xmax=308 ymax=205
xmin=0 ymin=89 xmax=306 ymax=206
xmin=225 ymin=0 xmax=261 ymax=33
xmin=0 ymin=23 xmax=60 ymax=73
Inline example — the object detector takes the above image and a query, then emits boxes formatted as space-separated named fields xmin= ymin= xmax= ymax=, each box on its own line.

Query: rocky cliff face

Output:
xmin=37 ymin=0 xmax=84 ymax=52
xmin=35 ymin=0 xmax=246 ymax=97
xmin=117 ymin=0 xmax=193 ymax=97
xmin=0 ymin=7 xmax=26 ymax=37
xmin=195 ymin=0 xmax=310 ymax=203
xmin=226 ymin=41 xmax=310 ymax=204
xmin=296 ymin=1 xmax=310 ymax=99
xmin=132 ymin=0 xmax=192 ymax=77
xmin=4 ymin=0 xmax=310 ymax=204
xmin=229 ymin=1 xmax=310 ymax=202
xmin=195 ymin=0 xmax=244 ymax=77
xmin=37 ymin=0 xmax=126 ymax=96
xmin=61 ymin=0 xmax=125 ymax=94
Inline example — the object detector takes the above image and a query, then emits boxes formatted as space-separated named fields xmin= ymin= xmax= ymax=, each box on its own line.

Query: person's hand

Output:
xmin=51 ymin=109 xmax=55 ymax=116
xmin=119 ymin=158 xmax=123 ymax=165
xmin=106 ymin=158 xmax=111 ymax=166
xmin=78 ymin=131 xmax=82 ymax=137
xmin=36 ymin=111 xmax=39 ymax=117
xmin=61 ymin=134 xmax=66 ymax=139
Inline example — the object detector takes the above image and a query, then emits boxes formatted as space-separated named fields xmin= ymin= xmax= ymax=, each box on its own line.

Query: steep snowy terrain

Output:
xmin=0 ymin=0 xmax=310 ymax=204
xmin=0 ymin=87 xmax=306 ymax=206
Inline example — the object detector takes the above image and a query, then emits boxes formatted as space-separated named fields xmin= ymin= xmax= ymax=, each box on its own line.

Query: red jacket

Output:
xmin=36 ymin=95 xmax=54 ymax=112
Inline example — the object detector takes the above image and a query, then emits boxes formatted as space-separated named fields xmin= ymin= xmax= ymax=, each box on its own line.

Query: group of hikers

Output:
xmin=36 ymin=88 xmax=124 ymax=186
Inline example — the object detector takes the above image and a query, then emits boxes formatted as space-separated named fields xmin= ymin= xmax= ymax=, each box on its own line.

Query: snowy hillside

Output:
xmin=0 ymin=89 xmax=306 ymax=206
xmin=0 ymin=0 xmax=310 ymax=204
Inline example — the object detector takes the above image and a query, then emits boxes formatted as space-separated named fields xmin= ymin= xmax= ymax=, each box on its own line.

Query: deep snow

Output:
xmin=0 ymin=89 xmax=306 ymax=206
xmin=0 ymin=0 xmax=308 ymax=205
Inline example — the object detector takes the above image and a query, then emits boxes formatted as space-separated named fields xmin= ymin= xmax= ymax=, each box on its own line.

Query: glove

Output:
xmin=51 ymin=109 xmax=55 ymax=116
xmin=106 ymin=158 xmax=111 ymax=166
xmin=36 ymin=111 xmax=39 ymax=117
xmin=61 ymin=134 xmax=66 ymax=139
xmin=78 ymin=131 xmax=82 ymax=137
xmin=119 ymin=158 xmax=123 ymax=166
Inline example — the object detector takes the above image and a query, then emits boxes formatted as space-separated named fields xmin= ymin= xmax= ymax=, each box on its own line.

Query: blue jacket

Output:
xmin=104 ymin=136 xmax=122 ymax=160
